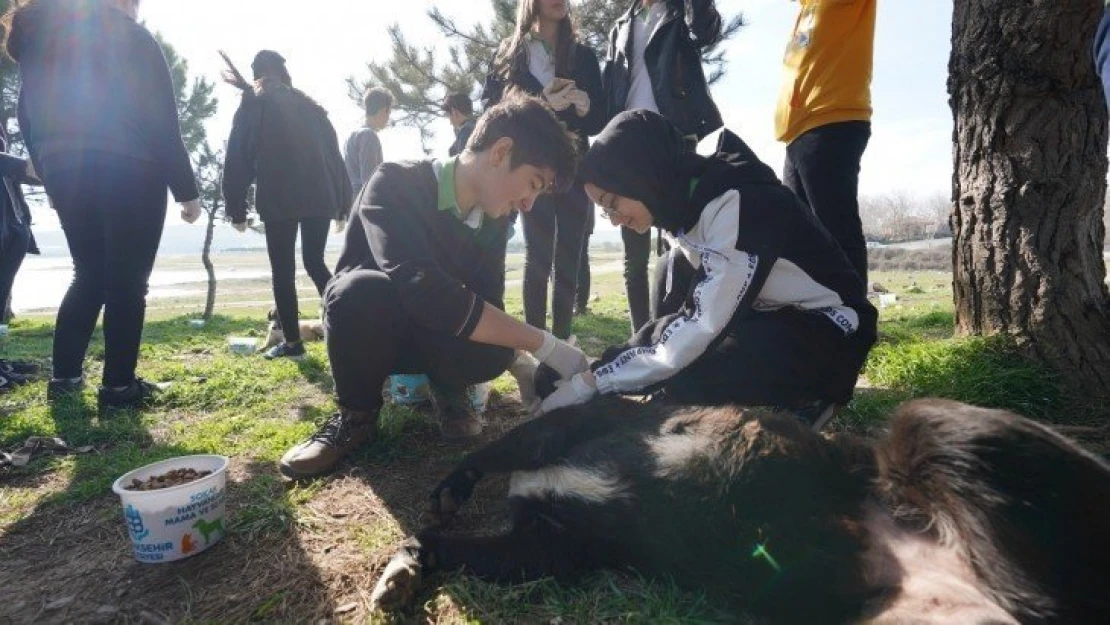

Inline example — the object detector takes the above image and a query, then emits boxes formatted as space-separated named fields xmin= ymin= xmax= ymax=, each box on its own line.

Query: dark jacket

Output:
xmin=336 ymin=161 xmax=510 ymax=339
xmin=482 ymin=41 xmax=607 ymax=153
xmin=0 ymin=127 xmax=39 ymax=255
xmin=448 ymin=118 xmax=476 ymax=157
xmin=603 ymin=0 xmax=724 ymax=140
xmin=223 ymin=81 xmax=352 ymax=224
xmin=6 ymin=0 xmax=198 ymax=202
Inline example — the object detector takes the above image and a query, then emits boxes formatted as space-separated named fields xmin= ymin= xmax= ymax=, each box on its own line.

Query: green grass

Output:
xmin=0 ymin=267 xmax=1101 ymax=622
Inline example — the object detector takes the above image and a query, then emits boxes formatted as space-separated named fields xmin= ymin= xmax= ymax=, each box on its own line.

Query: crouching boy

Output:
xmin=280 ymin=95 xmax=585 ymax=479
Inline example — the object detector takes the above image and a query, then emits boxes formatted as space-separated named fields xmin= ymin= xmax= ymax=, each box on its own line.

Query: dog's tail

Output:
xmin=874 ymin=398 xmax=1110 ymax=623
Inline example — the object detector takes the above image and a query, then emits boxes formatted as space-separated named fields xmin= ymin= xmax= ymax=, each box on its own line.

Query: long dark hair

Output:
xmin=493 ymin=0 xmax=577 ymax=81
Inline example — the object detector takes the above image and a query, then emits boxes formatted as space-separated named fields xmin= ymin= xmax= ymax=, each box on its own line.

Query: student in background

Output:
xmin=776 ymin=0 xmax=876 ymax=285
xmin=483 ymin=0 xmax=606 ymax=341
xmin=601 ymin=0 xmax=725 ymax=334
xmin=444 ymin=92 xmax=477 ymax=157
xmin=4 ymin=0 xmax=203 ymax=410
xmin=0 ymin=124 xmax=42 ymax=392
xmin=223 ymin=50 xmax=352 ymax=361
xmin=279 ymin=96 xmax=586 ymax=479
xmin=345 ymin=87 xmax=393 ymax=195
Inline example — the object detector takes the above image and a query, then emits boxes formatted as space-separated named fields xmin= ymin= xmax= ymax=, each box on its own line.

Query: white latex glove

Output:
xmin=538 ymin=371 xmax=597 ymax=415
xmin=508 ymin=350 xmax=541 ymax=414
xmin=180 ymin=199 xmax=202 ymax=224
xmin=529 ymin=331 xmax=589 ymax=380
xmin=564 ymin=88 xmax=590 ymax=117
xmin=232 ymin=220 xmax=248 ymax=233
xmin=333 ymin=218 xmax=347 ymax=234
xmin=542 ymin=79 xmax=576 ymax=112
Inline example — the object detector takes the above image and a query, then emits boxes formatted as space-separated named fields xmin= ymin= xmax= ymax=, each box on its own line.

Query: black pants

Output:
xmin=622 ymin=227 xmax=652 ymax=333
xmin=783 ymin=121 xmax=871 ymax=285
xmin=650 ymin=250 xmax=873 ymax=406
xmin=521 ymin=184 xmax=590 ymax=339
xmin=324 ymin=269 xmax=515 ymax=413
xmin=0 ymin=219 xmax=29 ymax=314
xmin=575 ymin=209 xmax=594 ymax=312
xmin=47 ymin=156 xmax=166 ymax=386
xmin=264 ymin=216 xmax=332 ymax=344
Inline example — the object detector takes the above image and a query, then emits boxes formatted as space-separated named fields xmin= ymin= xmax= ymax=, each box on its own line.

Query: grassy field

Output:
xmin=1 ymin=263 xmax=1106 ymax=624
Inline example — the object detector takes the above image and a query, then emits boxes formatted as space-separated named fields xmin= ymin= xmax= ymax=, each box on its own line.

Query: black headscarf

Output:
xmin=251 ymin=50 xmax=287 ymax=79
xmin=580 ymin=109 xmax=710 ymax=234
xmin=581 ymin=109 xmax=782 ymax=235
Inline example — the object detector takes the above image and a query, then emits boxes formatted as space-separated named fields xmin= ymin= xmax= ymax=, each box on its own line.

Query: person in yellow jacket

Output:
xmin=776 ymin=0 xmax=876 ymax=285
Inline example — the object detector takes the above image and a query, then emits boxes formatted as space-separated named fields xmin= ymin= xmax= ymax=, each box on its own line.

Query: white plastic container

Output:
xmin=878 ymin=293 xmax=898 ymax=308
xmin=189 ymin=319 xmax=206 ymax=328
xmin=111 ymin=454 xmax=230 ymax=564
xmin=0 ymin=324 xmax=8 ymax=337
xmin=227 ymin=337 xmax=257 ymax=354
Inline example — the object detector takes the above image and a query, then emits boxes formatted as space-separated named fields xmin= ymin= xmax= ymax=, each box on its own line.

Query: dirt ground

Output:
xmin=0 ymin=398 xmax=534 ymax=624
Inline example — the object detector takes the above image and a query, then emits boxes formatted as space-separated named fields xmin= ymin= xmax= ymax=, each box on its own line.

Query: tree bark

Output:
xmin=202 ymin=209 xmax=217 ymax=320
xmin=950 ymin=0 xmax=1110 ymax=399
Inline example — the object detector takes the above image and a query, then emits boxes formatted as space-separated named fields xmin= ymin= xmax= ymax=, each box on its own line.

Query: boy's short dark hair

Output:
xmin=442 ymin=92 xmax=474 ymax=117
xmin=363 ymin=87 xmax=394 ymax=116
xmin=467 ymin=93 xmax=578 ymax=192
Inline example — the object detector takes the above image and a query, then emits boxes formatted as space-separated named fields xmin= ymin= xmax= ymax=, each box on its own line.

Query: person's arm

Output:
xmin=358 ymin=131 xmax=383 ymax=192
xmin=480 ymin=46 xmax=510 ymax=110
xmin=684 ymin=0 xmax=723 ymax=49
xmin=0 ymin=153 xmax=33 ymax=184
xmin=222 ymin=95 xmax=260 ymax=224
xmin=574 ymin=45 xmax=608 ymax=137
xmin=137 ymin=31 xmax=199 ymax=202
xmin=591 ymin=191 xmax=770 ymax=394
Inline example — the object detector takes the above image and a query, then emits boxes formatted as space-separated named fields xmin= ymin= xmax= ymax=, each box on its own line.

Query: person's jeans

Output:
xmin=324 ymin=269 xmax=514 ymax=413
xmin=47 ymin=156 xmax=167 ymax=386
xmin=575 ymin=209 xmax=594 ymax=312
xmin=783 ymin=120 xmax=871 ymax=285
xmin=264 ymin=216 xmax=332 ymax=343
xmin=622 ymin=227 xmax=652 ymax=333
xmin=521 ymin=184 xmax=590 ymax=339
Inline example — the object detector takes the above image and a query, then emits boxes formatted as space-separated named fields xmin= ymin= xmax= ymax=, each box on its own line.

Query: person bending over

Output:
xmin=540 ymin=110 xmax=877 ymax=431
xmin=279 ymin=95 xmax=587 ymax=479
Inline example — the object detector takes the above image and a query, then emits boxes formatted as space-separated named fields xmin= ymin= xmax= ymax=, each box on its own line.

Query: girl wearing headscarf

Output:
xmin=540 ymin=110 xmax=877 ymax=430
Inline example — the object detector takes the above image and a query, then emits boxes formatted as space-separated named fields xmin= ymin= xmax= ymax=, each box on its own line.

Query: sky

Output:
xmin=29 ymin=0 xmax=956 ymax=233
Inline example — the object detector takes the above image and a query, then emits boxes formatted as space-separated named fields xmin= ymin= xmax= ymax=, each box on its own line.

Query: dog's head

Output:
xmin=267 ymin=308 xmax=282 ymax=330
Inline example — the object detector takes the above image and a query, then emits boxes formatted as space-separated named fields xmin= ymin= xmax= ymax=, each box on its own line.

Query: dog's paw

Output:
xmin=425 ymin=468 xmax=480 ymax=526
xmin=370 ymin=550 xmax=423 ymax=612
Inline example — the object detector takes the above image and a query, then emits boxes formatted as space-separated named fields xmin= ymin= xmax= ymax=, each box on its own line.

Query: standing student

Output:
xmin=345 ymin=86 xmax=392 ymax=195
xmin=223 ymin=50 xmax=352 ymax=360
xmin=0 ymin=124 xmax=42 ymax=392
xmin=482 ymin=0 xmax=605 ymax=340
xmin=574 ymin=208 xmax=593 ymax=315
xmin=602 ymin=0 xmax=725 ymax=333
xmin=4 ymin=0 xmax=203 ymax=410
xmin=776 ymin=0 xmax=876 ymax=285
xmin=541 ymin=111 xmax=877 ymax=432
xmin=278 ymin=95 xmax=587 ymax=479
xmin=444 ymin=92 xmax=477 ymax=157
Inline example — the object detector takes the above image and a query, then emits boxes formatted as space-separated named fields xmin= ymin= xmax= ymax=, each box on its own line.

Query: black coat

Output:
xmin=223 ymin=82 xmax=352 ymax=224
xmin=481 ymin=41 xmax=607 ymax=154
xmin=603 ymin=0 xmax=724 ymax=140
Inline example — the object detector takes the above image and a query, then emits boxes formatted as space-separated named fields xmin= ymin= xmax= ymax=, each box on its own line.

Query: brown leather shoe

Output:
xmin=431 ymin=386 xmax=484 ymax=440
xmin=279 ymin=408 xmax=378 ymax=479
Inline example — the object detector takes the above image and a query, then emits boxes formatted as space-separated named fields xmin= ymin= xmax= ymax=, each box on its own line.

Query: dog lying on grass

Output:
xmin=259 ymin=308 xmax=325 ymax=352
xmin=370 ymin=397 xmax=1110 ymax=623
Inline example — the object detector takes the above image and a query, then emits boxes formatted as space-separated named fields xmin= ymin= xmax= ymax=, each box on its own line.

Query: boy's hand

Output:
xmin=180 ymin=199 xmax=202 ymax=224
xmin=530 ymin=331 xmax=589 ymax=380
xmin=232 ymin=221 xmax=248 ymax=233
xmin=333 ymin=218 xmax=347 ymax=234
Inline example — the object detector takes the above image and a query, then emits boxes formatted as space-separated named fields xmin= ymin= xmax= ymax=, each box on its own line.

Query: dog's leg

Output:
xmin=371 ymin=516 xmax=591 ymax=612
xmin=428 ymin=397 xmax=648 ymax=524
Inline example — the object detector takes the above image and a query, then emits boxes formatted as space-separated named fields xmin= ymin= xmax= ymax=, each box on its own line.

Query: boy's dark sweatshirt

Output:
xmin=334 ymin=160 xmax=510 ymax=339
xmin=6 ymin=0 xmax=198 ymax=202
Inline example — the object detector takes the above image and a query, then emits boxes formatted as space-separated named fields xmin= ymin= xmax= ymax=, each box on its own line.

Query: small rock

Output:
xmin=334 ymin=602 xmax=358 ymax=614
xmin=44 ymin=596 xmax=75 ymax=611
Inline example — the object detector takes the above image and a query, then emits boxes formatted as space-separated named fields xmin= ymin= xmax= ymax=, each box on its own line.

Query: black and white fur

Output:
xmin=259 ymin=307 xmax=326 ymax=351
xmin=370 ymin=398 xmax=1110 ymax=623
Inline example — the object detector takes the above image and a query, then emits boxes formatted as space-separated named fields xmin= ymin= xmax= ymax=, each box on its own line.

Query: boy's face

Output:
xmin=479 ymin=138 xmax=556 ymax=219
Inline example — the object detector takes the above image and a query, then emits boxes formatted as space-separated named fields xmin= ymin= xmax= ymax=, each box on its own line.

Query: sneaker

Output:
xmin=279 ymin=408 xmax=379 ymax=479
xmin=0 ymin=371 xmax=30 ymax=393
xmin=0 ymin=359 xmax=39 ymax=376
xmin=97 ymin=378 xmax=163 ymax=412
xmin=47 ymin=377 xmax=85 ymax=402
xmin=263 ymin=341 xmax=306 ymax=361
xmin=790 ymin=400 xmax=840 ymax=432
xmin=431 ymin=385 xmax=484 ymax=440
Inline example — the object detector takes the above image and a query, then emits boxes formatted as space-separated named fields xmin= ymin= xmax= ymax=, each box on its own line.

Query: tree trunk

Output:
xmin=202 ymin=209 xmax=217 ymax=320
xmin=949 ymin=0 xmax=1110 ymax=399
